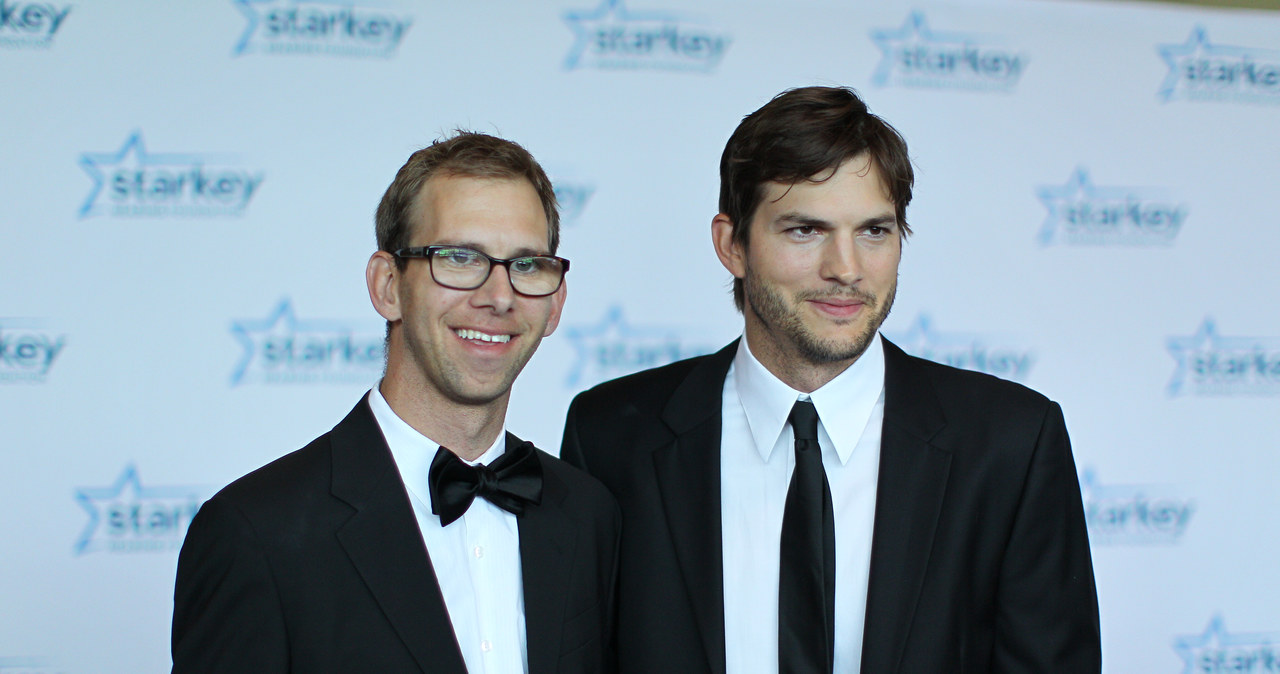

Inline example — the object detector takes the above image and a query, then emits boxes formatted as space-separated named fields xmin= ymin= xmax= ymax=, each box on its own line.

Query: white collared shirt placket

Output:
xmin=721 ymin=336 xmax=885 ymax=674
xmin=368 ymin=387 xmax=530 ymax=674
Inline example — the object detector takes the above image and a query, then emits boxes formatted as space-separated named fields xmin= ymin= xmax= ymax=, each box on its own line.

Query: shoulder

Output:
xmin=883 ymin=339 xmax=1067 ymax=464
xmin=193 ymin=430 xmax=340 ymax=543
xmin=568 ymin=344 xmax=734 ymax=419
xmin=217 ymin=434 xmax=332 ymax=504
xmin=913 ymin=353 xmax=1048 ymax=407
xmin=535 ymin=447 xmax=618 ymax=512
xmin=886 ymin=338 xmax=1054 ymax=414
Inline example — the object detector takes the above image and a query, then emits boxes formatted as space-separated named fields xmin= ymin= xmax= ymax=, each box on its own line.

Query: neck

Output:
xmin=378 ymin=377 xmax=508 ymax=462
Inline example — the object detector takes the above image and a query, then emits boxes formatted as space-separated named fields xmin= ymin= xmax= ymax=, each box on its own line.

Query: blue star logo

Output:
xmin=232 ymin=0 xmax=269 ymax=55
xmin=73 ymin=465 xmax=206 ymax=555
xmin=563 ymin=304 xmax=719 ymax=388
xmin=232 ymin=0 xmax=413 ymax=58
xmin=1164 ymin=318 xmax=1280 ymax=397
xmin=229 ymin=298 xmax=384 ymax=386
xmin=1157 ymin=25 xmax=1280 ymax=103
xmin=77 ymin=131 xmax=205 ymax=218
xmin=232 ymin=298 xmax=318 ymax=385
xmin=871 ymin=12 xmax=952 ymax=86
xmin=1034 ymin=168 xmax=1186 ymax=247
xmin=563 ymin=0 xmax=673 ymax=70
xmin=1078 ymin=467 xmax=1194 ymax=544
xmin=561 ymin=0 xmax=728 ymax=72
xmin=886 ymin=314 xmax=1033 ymax=381
xmin=552 ymin=177 xmax=596 ymax=225
xmin=869 ymin=12 xmax=1022 ymax=89
xmin=1166 ymin=317 xmax=1219 ymax=397
xmin=1036 ymin=168 xmax=1099 ymax=246
xmin=889 ymin=314 xmax=964 ymax=355
xmin=1174 ymin=616 xmax=1280 ymax=673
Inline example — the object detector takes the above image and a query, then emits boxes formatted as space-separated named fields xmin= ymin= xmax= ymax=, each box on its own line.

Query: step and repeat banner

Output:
xmin=3 ymin=0 xmax=1278 ymax=671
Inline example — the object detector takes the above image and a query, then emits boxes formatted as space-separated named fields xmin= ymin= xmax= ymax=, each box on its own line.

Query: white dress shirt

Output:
xmin=721 ymin=335 xmax=885 ymax=674
xmin=368 ymin=386 xmax=528 ymax=674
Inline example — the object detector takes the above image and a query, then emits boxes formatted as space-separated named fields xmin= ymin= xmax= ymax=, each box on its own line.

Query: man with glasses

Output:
xmin=562 ymin=86 xmax=1100 ymax=672
xmin=173 ymin=132 xmax=620 ymax=674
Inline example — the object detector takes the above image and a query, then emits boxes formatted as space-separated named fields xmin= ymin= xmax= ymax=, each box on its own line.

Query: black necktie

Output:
xmin=428 ymin=439 xmax=543 ymax=526
xmin=779 ymin=400 xmax=836 ymax=674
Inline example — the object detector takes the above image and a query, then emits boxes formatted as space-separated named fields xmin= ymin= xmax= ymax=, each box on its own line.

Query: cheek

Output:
xmin=749 ymin=247 xmax=813 ymax=285
xmin=864 ymin=247 xmax=901 ymax=277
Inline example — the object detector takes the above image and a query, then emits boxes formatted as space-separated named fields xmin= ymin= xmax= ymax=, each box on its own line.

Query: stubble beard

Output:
xmin=745 ymin=270 xmax=896 ymax=367
xmin=399 ymin=322 xmax=538 ymax=407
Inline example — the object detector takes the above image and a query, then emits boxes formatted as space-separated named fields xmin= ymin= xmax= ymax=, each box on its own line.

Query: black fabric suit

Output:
xmin=173 ymin=395 xmax=620 ymax=674
xmin=560 ymin=337 xmax=1100 ymax=673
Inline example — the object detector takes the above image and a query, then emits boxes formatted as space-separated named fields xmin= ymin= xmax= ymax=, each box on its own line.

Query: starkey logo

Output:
xmin=230 ymin=298 xmax=384 ymax=386
xmin=563 ymin=304 xmax=720 ymax=389
xmin=1079 ymin=468 xmax=1194 ymax=545
xmin=78 ymin=131 xmax=264 ymax=219
xmin=562 ymin=0 xmax=730 ymax=73
xmin=1036 ymin=168 xmax=1187 ymax=246
xmin=885 ymin=314 xmax=1034 ymax=382
xmin=1175 ymin=616 xmax=1280 ymax=673
xmin=1159 ymin=26 xmax=1280 ymax=105
xmin=870 ymin=12 xmax=1026 ymax=92
xmin=0 ymin=0 xmax=70 ymax=49
xmin=73 ymin=464 xmax=207 ymax=555
xmin=233 ymin=0 xmax=412 ymax=58
xmin=1167 ymin=318 xmax=1280 ymax=397
xmin=0 ymin=319 xmax=65 ymax=384
xmin=552 ymin=175 xmax=595 ymax=225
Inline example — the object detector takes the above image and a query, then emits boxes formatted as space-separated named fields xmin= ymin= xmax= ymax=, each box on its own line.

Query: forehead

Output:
xmin=755 ymin=155 xmax=894 ymax=221
xmin=410 ymin=173 xmax=548 ymax=250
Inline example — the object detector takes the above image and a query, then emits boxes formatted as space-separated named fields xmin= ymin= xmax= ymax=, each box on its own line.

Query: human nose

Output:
xmin=819 ymin=231 xmax=862 ymax=286
xmin=470 ymin=262 xmax=516 ymax=312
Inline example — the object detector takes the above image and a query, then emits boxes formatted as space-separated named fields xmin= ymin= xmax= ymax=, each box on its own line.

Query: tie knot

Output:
xmin=788 ymin=400 xmax=820 ymax=443
xmin=474 ymin=463 xmax=499 ymax=494
xmin=428 ymin=440 xmax=543 ymax=526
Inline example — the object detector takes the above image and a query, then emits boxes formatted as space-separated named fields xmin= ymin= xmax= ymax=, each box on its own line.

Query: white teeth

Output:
xmin=455 ymin=329 xmax=511 ymax=344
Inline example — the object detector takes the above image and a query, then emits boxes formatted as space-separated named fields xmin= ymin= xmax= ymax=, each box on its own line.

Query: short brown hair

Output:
xmin=719 ymin=86 xmax=914 ymax=310
xmin=375 ymin=131 xmax=560 ymax=262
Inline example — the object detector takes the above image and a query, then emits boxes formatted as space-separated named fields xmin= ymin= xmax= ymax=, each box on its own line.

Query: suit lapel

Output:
xmin=517 ymin=435 xmax=576 ymax=674
xmin=330 ymin=396 xmax=468 ymax=674
xmin=860 ymin=339 xmax=952 ymax=673
xmin=652 ymin=341 xmax=737 ymax=674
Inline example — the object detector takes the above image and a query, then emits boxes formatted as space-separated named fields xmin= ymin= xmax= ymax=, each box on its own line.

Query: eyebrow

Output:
xmin=436 ymin=242 xmax=551 ymax=257
xmin=774 ymin=212 xmax=898 ymax=229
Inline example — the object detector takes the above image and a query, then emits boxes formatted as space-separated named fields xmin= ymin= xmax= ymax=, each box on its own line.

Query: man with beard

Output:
xmin=173 ymin=132 xmax=619 ymax=673
xmin=560 ymin=87 xmax=1100 ymax=673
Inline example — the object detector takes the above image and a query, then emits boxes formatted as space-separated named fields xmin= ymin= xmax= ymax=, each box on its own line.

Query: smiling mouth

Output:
xmin=454 ymin=329 xmax=511 ymax=344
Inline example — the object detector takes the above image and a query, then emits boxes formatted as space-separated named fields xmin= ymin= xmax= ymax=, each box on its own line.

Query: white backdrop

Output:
xmin=3 ymin=1 xmax=1279 ymax=672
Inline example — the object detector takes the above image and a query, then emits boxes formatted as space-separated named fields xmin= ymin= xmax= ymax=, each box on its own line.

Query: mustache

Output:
xmin=794 ymin=287 xmax=878 ymax=305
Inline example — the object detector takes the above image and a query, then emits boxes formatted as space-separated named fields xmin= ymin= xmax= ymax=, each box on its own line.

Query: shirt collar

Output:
xmin=367 ymin=384 xmax=506 ymax=504
xmin=733 ymin=333 xmax=885 ymax=466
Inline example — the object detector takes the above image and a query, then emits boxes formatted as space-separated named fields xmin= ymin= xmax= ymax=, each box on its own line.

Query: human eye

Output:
xmin=509 ymin=257 xmax=540 ymax=275
xmin=435 ymin=247 xmax=485 ymax=267
xmin=786 ymin=224 xmax=821 ymax=240
xmin=861 ymin=222 xmax=896 ymax=240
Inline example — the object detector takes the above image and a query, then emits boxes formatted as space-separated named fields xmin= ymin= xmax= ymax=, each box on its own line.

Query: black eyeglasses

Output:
xmin=393 ymin=246 xmax=570 ymax=297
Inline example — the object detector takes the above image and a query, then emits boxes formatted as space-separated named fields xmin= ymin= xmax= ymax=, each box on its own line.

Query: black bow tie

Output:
xmin=428 ymin=439 xmax=543 ymax=526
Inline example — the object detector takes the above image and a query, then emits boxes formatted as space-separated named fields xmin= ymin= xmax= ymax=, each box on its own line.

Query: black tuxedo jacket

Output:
xmin=173 ymin=395 xmax=620 ymax=673
xmin=561 ymin=338 xmax=1100 ymax=673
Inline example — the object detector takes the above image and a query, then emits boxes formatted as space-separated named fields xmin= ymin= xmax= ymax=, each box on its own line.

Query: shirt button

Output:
xmin=481 ymin=640 xmax=492 ymax=652
xmin=473 ymin=545 xmax=484 ymax=559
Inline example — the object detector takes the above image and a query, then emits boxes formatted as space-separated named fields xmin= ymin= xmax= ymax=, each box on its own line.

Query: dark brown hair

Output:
xmin=375 ymin=131 xmax=560 ymax=263
xmin=719 ymin=86 xmax=914 ymax=310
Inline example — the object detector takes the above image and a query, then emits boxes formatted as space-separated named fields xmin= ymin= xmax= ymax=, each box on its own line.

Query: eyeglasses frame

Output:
xmin=392 ymin=245 xmax=570 ymax=297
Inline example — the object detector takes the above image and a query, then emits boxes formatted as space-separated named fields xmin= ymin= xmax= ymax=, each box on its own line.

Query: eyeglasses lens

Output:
xmin=430 ymin=248 xmax=563 ymax=296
